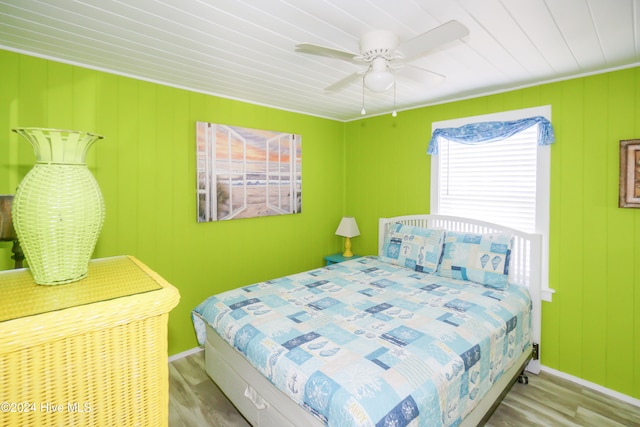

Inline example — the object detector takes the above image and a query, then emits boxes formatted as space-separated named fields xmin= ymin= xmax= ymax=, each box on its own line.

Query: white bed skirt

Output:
xmin=204 ymin=323 xmax=533 ymax=427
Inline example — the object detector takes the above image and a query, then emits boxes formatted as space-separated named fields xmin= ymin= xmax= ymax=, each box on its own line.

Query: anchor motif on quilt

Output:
xmin=288 ymin=373 xmax=299 ymax=394
xmin=402 ymin=244 xmax=411 ymax=256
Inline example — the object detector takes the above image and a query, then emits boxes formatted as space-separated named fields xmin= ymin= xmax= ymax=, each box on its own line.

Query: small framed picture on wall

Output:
xmin=619 ymin=139 xmax=640 ymax=208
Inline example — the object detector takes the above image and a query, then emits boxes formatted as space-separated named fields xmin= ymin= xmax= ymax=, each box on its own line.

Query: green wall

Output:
xmin=1 ymin=49 xmax=639 ymax=400
xmin=344 ymin=68 xmax=640 ymax=400
xmin=0 ymin=50 xmax=345 ymax=356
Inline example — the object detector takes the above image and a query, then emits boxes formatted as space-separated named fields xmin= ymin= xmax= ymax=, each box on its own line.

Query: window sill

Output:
xmin=542 ymin=288 xmax=556 ymax=303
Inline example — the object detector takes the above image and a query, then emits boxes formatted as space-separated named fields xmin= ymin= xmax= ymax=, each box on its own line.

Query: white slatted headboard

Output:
xmin=379 ymin=214 xmax=541 ymax=373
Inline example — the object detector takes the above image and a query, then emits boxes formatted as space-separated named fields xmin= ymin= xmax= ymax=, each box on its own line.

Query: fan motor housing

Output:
xmin=359 ymin=30 xmax=399 ymax=61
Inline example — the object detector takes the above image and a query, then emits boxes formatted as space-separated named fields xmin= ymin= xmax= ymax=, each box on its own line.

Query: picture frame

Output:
xmin=196 ymin=121 xmax=302 ymax=222
xmin=619 ymin=139 xmax=640 ymax=208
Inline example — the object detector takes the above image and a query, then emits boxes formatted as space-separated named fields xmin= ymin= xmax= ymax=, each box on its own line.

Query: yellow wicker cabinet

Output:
xmin=0 ymin=256 xmax=180 ymax=427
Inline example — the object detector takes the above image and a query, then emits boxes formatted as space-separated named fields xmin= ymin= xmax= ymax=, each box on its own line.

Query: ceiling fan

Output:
xmin=295 ymin=20 xmax=469 ymax=93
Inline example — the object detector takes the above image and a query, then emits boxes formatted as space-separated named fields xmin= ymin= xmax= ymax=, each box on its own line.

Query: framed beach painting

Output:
xmin=196 ymin=121 xmax=302 ymax=222
xmin=619 ymin=139 xmax=640 ymax=208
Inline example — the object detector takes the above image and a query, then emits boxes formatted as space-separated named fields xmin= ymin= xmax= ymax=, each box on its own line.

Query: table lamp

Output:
xmin=335 ymin=216 xmax=360 ymax=257
xmin=0 ymin=195 xmax=24 ymax=269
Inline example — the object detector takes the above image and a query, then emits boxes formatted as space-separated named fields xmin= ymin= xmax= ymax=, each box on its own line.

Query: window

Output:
xmin=430 ymin=106 xmax=554 ymax=301
xmin=436 ymin=125 xmax=537 ymax=232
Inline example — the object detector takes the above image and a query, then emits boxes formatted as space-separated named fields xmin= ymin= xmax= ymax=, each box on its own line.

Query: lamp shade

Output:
xmin=335 ymin=216 xmax=360 ymax=238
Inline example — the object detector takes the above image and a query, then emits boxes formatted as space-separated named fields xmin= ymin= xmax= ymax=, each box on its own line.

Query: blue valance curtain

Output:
xmin=428 ymin=115 xmax=555 ymax=155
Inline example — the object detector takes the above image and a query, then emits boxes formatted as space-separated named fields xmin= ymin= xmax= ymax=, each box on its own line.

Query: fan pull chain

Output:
xmin=361 ymin=77 xmax=366 ymax=115
xmin=392 ymin=82 xmax=397 ymax=117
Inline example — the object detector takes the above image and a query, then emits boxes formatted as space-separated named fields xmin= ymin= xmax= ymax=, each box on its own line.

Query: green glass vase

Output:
xmin=12 ymin=128 xmax=105 ymax=285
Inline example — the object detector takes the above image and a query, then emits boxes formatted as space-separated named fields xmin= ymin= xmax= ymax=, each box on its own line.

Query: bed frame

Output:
xmin=203 ymin=214 xmax=542 ymax=426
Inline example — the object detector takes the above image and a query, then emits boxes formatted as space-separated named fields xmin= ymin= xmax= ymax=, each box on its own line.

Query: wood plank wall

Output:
xmin=344 ymin=68 xmax=640 ymax=400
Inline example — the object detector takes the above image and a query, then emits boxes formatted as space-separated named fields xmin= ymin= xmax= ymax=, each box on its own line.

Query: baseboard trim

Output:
xmin=541 ymin=365 xmax=640 ymax=408
xmin=168 ymin=346 xmax=204 ymax=363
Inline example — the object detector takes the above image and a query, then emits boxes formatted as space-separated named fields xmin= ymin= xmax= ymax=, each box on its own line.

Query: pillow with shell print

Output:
xmin=436 ymin=231 xmax=512 ymax=289
xmin=379 ymin=222 xmax=445 ymax=274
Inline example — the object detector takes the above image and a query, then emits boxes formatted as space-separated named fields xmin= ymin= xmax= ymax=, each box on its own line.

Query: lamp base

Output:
xmin=342 ymin=237 xmax=354 ymax=257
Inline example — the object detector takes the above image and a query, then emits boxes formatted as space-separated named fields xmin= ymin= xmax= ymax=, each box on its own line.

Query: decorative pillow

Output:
xmin=380 ymin=223 xmax=445 ymax=274
xmin=436 ymin=231 xmax=512 ymax=289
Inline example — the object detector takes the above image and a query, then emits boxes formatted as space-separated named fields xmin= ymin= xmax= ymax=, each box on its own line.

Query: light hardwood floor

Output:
xmin=169 ymin=349 xmax=640 ymax=427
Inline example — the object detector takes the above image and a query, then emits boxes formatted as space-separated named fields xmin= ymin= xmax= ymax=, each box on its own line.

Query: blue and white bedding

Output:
xmin=192 ymin=256 xmax=532 ymax=427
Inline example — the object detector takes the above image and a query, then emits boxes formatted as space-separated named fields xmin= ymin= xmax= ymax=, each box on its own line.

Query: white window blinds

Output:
xmin=437 ymin=125 xmax=538 ymax=233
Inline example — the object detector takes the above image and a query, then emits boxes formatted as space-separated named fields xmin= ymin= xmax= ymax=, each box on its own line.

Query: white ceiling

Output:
xmin=1 ymin=0 xmax=639 ymax=121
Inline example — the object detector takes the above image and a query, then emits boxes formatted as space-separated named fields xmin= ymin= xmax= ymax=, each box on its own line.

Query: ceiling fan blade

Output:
xmin=324 ymin=72 xmax=363 ymax=93
xmin=295 ymin=43 xmax=359 ymax=63
xmin=394 ymin=64 xmax=445 ymax=86
xmin=396 ymin=20 xmax=469 ymax=61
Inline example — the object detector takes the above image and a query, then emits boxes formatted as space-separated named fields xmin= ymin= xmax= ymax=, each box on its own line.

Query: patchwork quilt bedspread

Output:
xmin=192 ymin=256 xmax=532 ymax=427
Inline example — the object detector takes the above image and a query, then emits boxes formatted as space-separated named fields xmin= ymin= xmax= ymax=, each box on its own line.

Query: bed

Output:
xmin=192 ymin=214 xmax=542 ymax=426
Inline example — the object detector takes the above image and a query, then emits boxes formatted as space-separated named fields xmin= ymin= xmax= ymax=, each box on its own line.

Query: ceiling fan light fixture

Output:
xmin=364 ymin=70 xmax=394 ymax=92
xmin=364 ymin=56 xmax=394 ymax=92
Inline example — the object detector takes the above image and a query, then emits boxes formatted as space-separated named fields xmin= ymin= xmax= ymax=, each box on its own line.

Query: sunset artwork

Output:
xmin=196 ymin=122 xmax=302 ymax=222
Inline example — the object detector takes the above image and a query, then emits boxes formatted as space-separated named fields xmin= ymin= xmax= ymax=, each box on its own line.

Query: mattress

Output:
xmin=192 ymin=256 xmax=532 ymax=427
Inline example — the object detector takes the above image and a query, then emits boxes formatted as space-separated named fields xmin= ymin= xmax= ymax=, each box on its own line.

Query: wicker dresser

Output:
xmin=0 ymin=255 xmax=180 ymax=427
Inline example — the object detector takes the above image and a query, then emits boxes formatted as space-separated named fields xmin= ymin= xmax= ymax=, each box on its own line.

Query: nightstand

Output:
xmin=324 ymin=253 xmax=362 ymax=265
